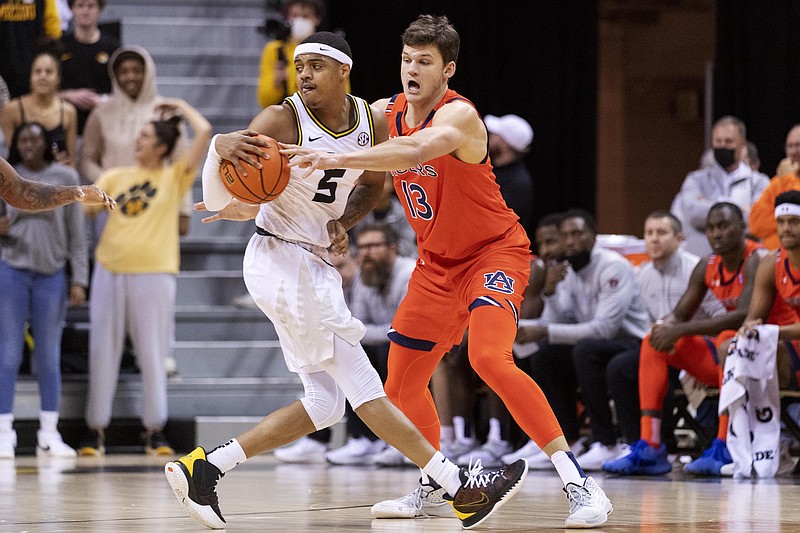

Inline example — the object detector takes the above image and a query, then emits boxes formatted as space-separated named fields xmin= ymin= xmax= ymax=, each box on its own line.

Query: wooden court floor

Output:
xmin=2 ymin=453 xmax=799 ymax=532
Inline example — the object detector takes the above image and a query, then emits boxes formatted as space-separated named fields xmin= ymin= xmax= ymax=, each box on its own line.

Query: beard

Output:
xmin=360 ymin=259 xmax=393 ymax=293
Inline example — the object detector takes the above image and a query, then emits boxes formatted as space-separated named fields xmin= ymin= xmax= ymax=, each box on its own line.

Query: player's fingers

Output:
xmin=194 ymin=201 xmax=207 ymax=212
xmin=201 ymin=213 xmax=221 ymax=223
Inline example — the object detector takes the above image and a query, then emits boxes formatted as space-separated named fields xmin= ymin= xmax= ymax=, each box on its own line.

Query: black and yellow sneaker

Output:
xmin=145 ymin=430 xmax=175 ymax=456
xmin=447 ymin=458 xmax=528 ymax=529
xmin=165 ymin=447 xmax=226 ymax=529
xmin=78 ymin=429 xmax=105 ymax=457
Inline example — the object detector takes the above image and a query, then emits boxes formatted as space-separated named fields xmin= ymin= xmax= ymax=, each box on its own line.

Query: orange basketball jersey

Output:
xmin=775 ymin=248 xmax=800 ymax=316
xmin=385 ymin=89 xmax=526 ymax=261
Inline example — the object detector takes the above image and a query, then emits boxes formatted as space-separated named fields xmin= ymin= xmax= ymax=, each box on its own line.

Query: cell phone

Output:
xmin=52 ymin=138 xmax=67 ymax=153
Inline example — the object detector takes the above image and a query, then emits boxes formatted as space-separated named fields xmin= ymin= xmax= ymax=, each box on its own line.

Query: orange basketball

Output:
xmin=219 ymin=134 xmax=291 ymax=204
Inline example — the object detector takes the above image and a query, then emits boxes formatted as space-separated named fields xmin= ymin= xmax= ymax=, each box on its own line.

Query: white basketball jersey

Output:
xmin=255 ymin=93 xmax=375 ymax=247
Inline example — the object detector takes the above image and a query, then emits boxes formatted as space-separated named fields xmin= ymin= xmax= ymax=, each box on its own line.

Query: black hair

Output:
xmin=356 ymin=222 xmax=398 ymax=247
xmin=775 ymin=190 xmax=800 ymax=209
xmin=300 ymin=31 xmax=352 ymax=61
xmin=561 ymin=208 xmax=597 ymax=234
xmin=286 ymin=0 xmax=325 ymax=20
xmin=708 ymin=201 xmax=744 ymax=222
xmin=402 ymin=14 xmax=460 ymax=65
xmin=536 ymin=213 xmax=564 ymax=231
xmin=31 ymin=49 xmax=62 ymax=77
xmin=150 ymin=116 xmax=182 ymax=159
xmin=645 ymin=209 xmax=682 ymax=234
xmin=113 ymin=50 xmax=145 ymax=73
xmin=7 ymin=122 xmax=55 ymax=166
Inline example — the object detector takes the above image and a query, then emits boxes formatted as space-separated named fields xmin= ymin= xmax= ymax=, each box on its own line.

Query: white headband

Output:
xmin=294 ymin=43 xmax=353 ymax=67
xmin=775 ymin=203 xmax=800 ymax=218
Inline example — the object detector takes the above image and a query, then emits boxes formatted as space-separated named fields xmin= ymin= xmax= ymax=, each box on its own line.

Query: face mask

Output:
xmin=290 ymin=17 xmax=315 ymax=41
xmin=564 ymin=250 xmax=592 ymax=272
xmin=714 ymin=147 xmax=737 ymax=169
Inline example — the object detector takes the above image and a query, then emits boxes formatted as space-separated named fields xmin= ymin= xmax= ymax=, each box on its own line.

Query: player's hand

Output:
xmin=216 ymin=131 xmax=273 ymax=176
xmin=516 ymin=325 xmax=547 ymax=344
xmin=194 ymin=200 xmax=259 ymax=223
xmin=542 ymin=260 xmax=569 ymax=296
xmin=649 ymin=323 xmax=681 ymax=352
xmin=69 ymin=284 xmax=86 ymax=307
xmin=75 ymin=185 xmax=116 ymax=209
xmin=327 ymin=219 xmax=348 ymax=256
xmin=281 ymin=145 xmax=339 ymax=179
xmin=739 ymin=318 xmax=762 ymax=337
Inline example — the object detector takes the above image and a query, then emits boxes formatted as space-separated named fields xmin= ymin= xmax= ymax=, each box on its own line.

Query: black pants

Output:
xmin=572 ymin=337 xmax=642 ymax=445
xmin=308 ymin=343 xmax=389 ymax=443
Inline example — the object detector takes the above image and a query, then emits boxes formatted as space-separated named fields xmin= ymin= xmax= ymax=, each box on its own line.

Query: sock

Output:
xmin=207 ymin=438 xmax=247 ymax=474
xmin=453 ymin=416 xmax=467 ymax=441
xmin=551 ymin=450 xmax=586 ymax=487
xmin=422 ymin=451 xmax=462 ymax=497
xmin=641 ymin=415 xmax=661 ymax=447
xmin=440 ymin=425 xmax=455 ymax=444
xmin=487 ymin=418 xmax=503 ymax=442
xmin=39 ymin=411 xmax=59 ymax=433
xmin=0 ymin=413 xmax=12 ymax=433
xmin=717 ymin=412 xmax=729 ymax=441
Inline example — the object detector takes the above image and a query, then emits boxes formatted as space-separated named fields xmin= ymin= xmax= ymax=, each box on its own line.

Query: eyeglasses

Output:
xmin=357 ymin=242 xmax=388 ymax=252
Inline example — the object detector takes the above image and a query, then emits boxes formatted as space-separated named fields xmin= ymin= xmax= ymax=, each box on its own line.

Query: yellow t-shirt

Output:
xmin=95 ymin=160 xmax=196 ymax=274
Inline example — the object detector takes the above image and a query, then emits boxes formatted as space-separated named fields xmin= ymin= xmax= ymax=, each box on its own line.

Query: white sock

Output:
xmin=440 ymin=425 xmax=455 ymax=444
xmin=487 ymin=418 xmax=502 ymax=442
xmin=453 ymin=416 xmax=466 ymax=441
xmin=422 ymin=451 xmax=462 ymax=496
xmin=39 ymin=411 xmax=59 ymax=433
xmin=207 ymin=438 xmax=247 ymax=474
xmin=551 ymin=450 xmax=586 ymax=487
xmin=0 ymin=413 xmax=12 ymax=433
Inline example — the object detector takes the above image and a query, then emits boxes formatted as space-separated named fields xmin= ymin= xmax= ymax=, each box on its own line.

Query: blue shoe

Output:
xmin=683 ymin=438 xmax=732 ymax=476
xmin=602 ymin=439 xmax=672 ymax=475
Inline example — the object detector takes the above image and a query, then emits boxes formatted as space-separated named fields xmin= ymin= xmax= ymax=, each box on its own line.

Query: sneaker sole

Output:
xmin=147 ymin=446 xmax=175 ymax=457
xmin=461 ymin=458 xmax=529 ymax=530
xmin=78 ymin=447 xmax=105 ymax=457
xmin=164 ymin=462 xmax=226 ymax=530
xmin=564 ymin=498 xmax=613 ymax=528
xmin=371 ymin=501 xmax=454 ymax=519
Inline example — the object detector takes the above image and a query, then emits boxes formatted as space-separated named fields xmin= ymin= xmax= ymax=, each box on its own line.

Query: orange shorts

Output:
xmin=389 ymin=228 xmax=530 ymax=351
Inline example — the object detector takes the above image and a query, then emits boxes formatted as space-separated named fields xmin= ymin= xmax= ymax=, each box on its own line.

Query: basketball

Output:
xmin=219 ymin=134 xmax=291 ymax=204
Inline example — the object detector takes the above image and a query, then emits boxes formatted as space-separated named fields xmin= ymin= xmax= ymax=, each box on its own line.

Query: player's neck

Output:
xmin=308 ymin=93 xmax=353 ymax=132
xmin=74 ymin=25 xmax=101 ymax=44
xmin=721 ymin=242 xmax=746 ymax=271
xmin=787 ymin=248 xmax=800 ymax=270
xmin=405 ymin=85 xmax=448 ymax=127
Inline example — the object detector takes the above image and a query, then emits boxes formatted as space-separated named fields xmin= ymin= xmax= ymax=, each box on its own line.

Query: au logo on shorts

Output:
xmin=483 ymin=270 xmax=515 ymax=294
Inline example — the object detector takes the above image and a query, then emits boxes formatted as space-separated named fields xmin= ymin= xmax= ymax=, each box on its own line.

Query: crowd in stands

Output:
xmin=0 ymin=0 xmax=798 ymax=482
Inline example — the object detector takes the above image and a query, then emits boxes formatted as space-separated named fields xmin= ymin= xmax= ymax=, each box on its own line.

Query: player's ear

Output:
xmin=340 ymin=64 xmax=351 ymax=80
xmin=444 ymin=61 xmax=456 ymax=80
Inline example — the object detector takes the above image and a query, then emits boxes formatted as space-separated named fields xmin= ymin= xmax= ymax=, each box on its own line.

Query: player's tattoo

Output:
xmin=337 ymin=176 xmax=383 ymax=230
xmin=0 ymin=166 xmax=79 ymax=211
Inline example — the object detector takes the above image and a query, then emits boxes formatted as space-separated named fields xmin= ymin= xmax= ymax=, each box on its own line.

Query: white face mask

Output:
xmin=290 ymin=17 xmax=315 ymax=41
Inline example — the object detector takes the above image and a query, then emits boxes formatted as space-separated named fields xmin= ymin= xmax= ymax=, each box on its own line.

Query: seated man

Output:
xmin=604 ymin=202 xmax=797 ymax=476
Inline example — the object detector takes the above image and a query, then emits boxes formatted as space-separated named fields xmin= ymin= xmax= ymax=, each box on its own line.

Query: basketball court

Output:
xmin=3 ymin=453 xmax=799 ymax=532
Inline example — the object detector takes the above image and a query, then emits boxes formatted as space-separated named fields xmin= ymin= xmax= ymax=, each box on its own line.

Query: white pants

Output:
xmin=85 ymin=264 xmax=174 ymax=430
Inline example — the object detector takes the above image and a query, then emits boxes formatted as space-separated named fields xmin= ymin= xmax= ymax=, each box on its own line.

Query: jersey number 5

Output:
xmin=400 ymin=180 xmax=433 ymax=220
xmin=312 ymin=169 xmax=345 ymax=204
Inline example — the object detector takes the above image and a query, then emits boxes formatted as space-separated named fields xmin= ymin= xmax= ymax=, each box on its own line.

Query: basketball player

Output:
xmin=164 ymin=31 xmax=527 ymax=531
xmin=739 ymin=190 xmax=800 ymax=374
xmin=0 ymin=155 xmax=113 ymax=210
xmin=284 ymin=15 xmax=611 ymax=528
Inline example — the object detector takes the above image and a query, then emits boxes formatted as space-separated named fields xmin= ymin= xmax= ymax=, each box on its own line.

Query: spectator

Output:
xmin=59 ymin=0 xmax=120 ymax=136
xmin=79 ymin=99 xmax=211 ymax=456
xmin=485 ymin=114 xmax=534 ymax=234
xmin=515 ymin=208 xmax=649 ymax=470
xmin=0 ymin=121 xmax=88 ymax=458
xmin=0 ymin=51 xmax=78 ymax=167
xmin=676 ymin=116 xmax=769 ymax=256
xmin=257 ymin=0 xmax=336 ymax=108
xmin=349 ymin=173 xmax=417 ymax=258
xmin=603 ymin=202 xmax=796 ymax=477
xmin=749 ymin=124 xmax=800 ymax=250
xmin=0 ymin=0 xmax=62 ymax=98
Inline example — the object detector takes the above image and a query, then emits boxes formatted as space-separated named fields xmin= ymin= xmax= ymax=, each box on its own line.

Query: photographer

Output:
xmin=257 ymin=0 xmax=349 ymax=108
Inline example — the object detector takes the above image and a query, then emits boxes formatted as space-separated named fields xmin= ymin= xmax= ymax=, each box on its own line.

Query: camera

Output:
xmin=258 ymin=14 xmax=290 ymax=41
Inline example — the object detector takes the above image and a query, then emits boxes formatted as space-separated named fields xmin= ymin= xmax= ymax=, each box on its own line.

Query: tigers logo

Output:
xmin=116 ymin=181 xmax=157 ymax=216
xmin=484 ymin=270 xmax=515 ymax=294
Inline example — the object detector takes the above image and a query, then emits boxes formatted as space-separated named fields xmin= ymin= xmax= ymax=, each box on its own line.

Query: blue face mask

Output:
xmin=714 ymin=147 xmax=737 ymax=169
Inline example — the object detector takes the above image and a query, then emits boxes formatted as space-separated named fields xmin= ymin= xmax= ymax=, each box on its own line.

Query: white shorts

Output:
xmin=243 ymin=232 xmax=366 ymax=372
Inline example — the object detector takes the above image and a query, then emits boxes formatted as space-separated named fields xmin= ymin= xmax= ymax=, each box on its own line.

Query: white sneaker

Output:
xmin=576 ymin=441 xmax=627 ymax=471
xmin=274 ymin=436 xmax=328 ymax=464
xmin=440 ymin=437 xmax=477 ymax=461
xmin=36 ymin=430 xmax=77 ymax=458
xmin=564 ymin=476 xmax=613 ymax=527
xmin=0 ymin=430 xmax=16 ymax=459
xmin=502 ymin=439 xmax=544 ymax=464
xmin=371 ymin=479 xmax=455 ymax=519
xmin=373 ymin=446 xmax=413 ymax=467
xmin=777 ymin=438 xmax=797 ymax=477
xmin=325 ymin=437 xmax=386 ymax=465
xmin=456 ymin=438 xmax=512 ymax=467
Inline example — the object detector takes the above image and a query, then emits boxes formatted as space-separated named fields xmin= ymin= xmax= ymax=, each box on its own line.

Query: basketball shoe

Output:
xmin=36 ymin=430 xmax=77 ymax=458
xmin=145 ymin=430 xmax=175 ymax=456
xmin=165 ymin=446 xmax=226 ymax=529
xmin=602 ymin=439 xmax=671 ymax=475
xmin=683 ymin=438 xmax=732 ymax=476
xmin=447 ymin=458 xmax=528 ymax=529
xmin=78 ymin=429 xmax=105 ymax=457
xmin=456 ymin=438 xmax=512 ymax=468
xmin=273 ymin=436 xmax=328 ymax=464
xmin=0 ymin=429 xmax=16 ymax=459
xmin=564 ymin=476 xmax=613 ymax=527
xmin=371 ymin=477 xmax=455 ymax=518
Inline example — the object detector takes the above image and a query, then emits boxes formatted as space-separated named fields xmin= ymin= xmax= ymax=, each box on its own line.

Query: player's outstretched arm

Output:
xmin=194 ymin=200 xmax=259 ymax=224
xmin=0 ymin=156 xmax=115 ymax=211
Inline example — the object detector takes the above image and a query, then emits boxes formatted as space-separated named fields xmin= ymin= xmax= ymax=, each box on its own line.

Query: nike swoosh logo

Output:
xmin=309 ymin=136 xmax=322 ymax=142
xmin=319 ymin=47 xmax=330 ymax=51
xmin=456 ymin=492 xmax=490 ymax=511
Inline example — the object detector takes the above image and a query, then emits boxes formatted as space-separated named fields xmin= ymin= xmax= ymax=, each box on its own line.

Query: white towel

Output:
xmin=718 ymin=325 xmax=781 ymax=478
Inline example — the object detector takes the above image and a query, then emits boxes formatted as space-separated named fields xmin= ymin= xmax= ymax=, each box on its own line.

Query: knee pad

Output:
xmin=299 ymin=373 xmax=347 ymax=430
